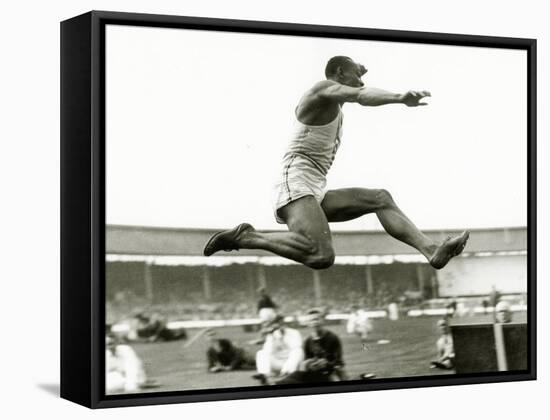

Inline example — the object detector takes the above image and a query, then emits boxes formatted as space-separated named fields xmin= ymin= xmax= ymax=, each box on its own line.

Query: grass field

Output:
xmin=121 ymin=312 xmax=527 ymax=394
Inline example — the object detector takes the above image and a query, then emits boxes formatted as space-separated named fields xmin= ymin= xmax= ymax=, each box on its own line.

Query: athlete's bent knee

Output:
xmin=375 ymin=189 xmax=395 ymax=209
xmin=305 ymin=249 xmax=335 ymax=270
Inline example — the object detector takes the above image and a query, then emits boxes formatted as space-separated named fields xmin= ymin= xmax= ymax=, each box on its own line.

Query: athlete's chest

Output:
xmin=296 ymin=101 xmax=342 ymax=126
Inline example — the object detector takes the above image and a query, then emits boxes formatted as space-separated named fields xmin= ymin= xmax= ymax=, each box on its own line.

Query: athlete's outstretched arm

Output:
xmin=358 ymin=87 xmax=431 ymax=107
xmin=316 ymin=80 xmax=430 ymax=107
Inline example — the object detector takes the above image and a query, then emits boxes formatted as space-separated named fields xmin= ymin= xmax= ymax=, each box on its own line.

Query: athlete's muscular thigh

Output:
xmin=321 ymin=188 xmax=389 ymax=222
xmin=278 ymin=196 xmax=333 ymax=252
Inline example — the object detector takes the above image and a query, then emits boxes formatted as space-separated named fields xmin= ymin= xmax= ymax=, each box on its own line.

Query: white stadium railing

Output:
xmin=110 ymin=306 xmax=526 ymax=334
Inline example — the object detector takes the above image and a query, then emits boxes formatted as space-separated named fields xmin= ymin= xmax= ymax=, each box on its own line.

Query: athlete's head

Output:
xmin=325 ymin=56 xmax=367 ymax=88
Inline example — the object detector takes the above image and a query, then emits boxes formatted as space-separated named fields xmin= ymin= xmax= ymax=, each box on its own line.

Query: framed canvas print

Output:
xmin=60 ymin=11 xmax=536 ymax=408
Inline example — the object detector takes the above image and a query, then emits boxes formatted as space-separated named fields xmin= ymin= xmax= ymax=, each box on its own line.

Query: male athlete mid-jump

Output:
xmin=204 ymin=56 xmax=469 ymax=270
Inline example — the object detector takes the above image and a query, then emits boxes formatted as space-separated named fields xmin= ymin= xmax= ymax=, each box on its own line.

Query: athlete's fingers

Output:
xmin=421 ymin=90 xmax=432 ymax=97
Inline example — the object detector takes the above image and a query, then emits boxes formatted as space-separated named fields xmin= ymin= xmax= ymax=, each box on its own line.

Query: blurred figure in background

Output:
xmin=488 ymin=285 xmax=502 ymax=322
xmin=247 ymin=287 xmax=280 ymax=346
xmin=347 ymin=304 xmax=373 ymax=345
xmin=205 ymin=329 xmax=256 ymax=373
xmin=495 ymin=301 xmax=513 ymax=324
xmin=105 ymin=325 xmax=159 ymax=393
xmin=128 ymin=311 xmax=187 ymax=342
xmin=278 ymin=308 xmax=350 ymax=384
xmin=257 ymin=287 xmax=278 ymax=323
xmin=481 ymin=298 xmax=489 ymax=314
xmin=446 ymin=298 xmax=457 ymax=318
xmin=430 ymin=319 xmax=455 ymax=370
xmin=489 ymin=285 xmax=501 ymax=308
xmin=253 ymin=315 xmax=303 ymax=385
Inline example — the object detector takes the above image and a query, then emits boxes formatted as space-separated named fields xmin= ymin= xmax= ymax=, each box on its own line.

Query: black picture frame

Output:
xmin=60 ymin=10 xmax=537 ymax=409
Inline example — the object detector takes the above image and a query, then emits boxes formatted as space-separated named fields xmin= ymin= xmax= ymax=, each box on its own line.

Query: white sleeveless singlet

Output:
xmin=272 ymin=109 xmax=344 ymax=223
xmin=283 ymin=109 xmax=343 ymax=176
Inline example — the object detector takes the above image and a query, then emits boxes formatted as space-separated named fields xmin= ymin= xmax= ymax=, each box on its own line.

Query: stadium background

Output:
xmin=107 ymin=225 xmax=527 ymax=320
xmin=106 ymin=224 xmax=528 ymax=391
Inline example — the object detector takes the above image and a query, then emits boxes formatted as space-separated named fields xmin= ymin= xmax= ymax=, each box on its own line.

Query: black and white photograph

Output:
xmin=4 ymin=0 xmax=549 ymax=417
xmin=103 ymin=20 xmax=531 ymax=397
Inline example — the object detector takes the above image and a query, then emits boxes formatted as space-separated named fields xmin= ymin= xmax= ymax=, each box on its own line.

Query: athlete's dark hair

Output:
xmin=325 ymin=56 xmax=352 ymax=79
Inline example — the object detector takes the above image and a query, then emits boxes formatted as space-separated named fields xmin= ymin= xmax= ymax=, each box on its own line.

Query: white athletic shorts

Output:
xmin=272 ymin=154 xmax=327 ymax=224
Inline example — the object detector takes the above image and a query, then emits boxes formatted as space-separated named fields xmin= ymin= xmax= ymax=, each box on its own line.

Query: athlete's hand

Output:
xmin=400 ymin=90 xmax=431 ymax=107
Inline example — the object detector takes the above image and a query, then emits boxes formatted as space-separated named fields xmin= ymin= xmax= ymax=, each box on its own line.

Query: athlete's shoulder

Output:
xmin=310 ymin=80 xmax=340 ymax=94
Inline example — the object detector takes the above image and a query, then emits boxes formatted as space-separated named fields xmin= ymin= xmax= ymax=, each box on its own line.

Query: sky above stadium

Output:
xmin=106 ymin=25 xmax=527 ymax=231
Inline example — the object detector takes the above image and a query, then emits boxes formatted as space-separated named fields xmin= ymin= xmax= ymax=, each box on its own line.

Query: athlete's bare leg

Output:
xmin=204 ymin=188 xmax=467 ymax=269
xmin=321 ymin=188 xmax=469 ymax=269
xmin=204 ymin=196 xmax=335 ymax=269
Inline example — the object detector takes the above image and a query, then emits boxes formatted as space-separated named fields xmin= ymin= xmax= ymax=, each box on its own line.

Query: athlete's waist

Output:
xmin=282 ymin=152 xmax=330 ymax=175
